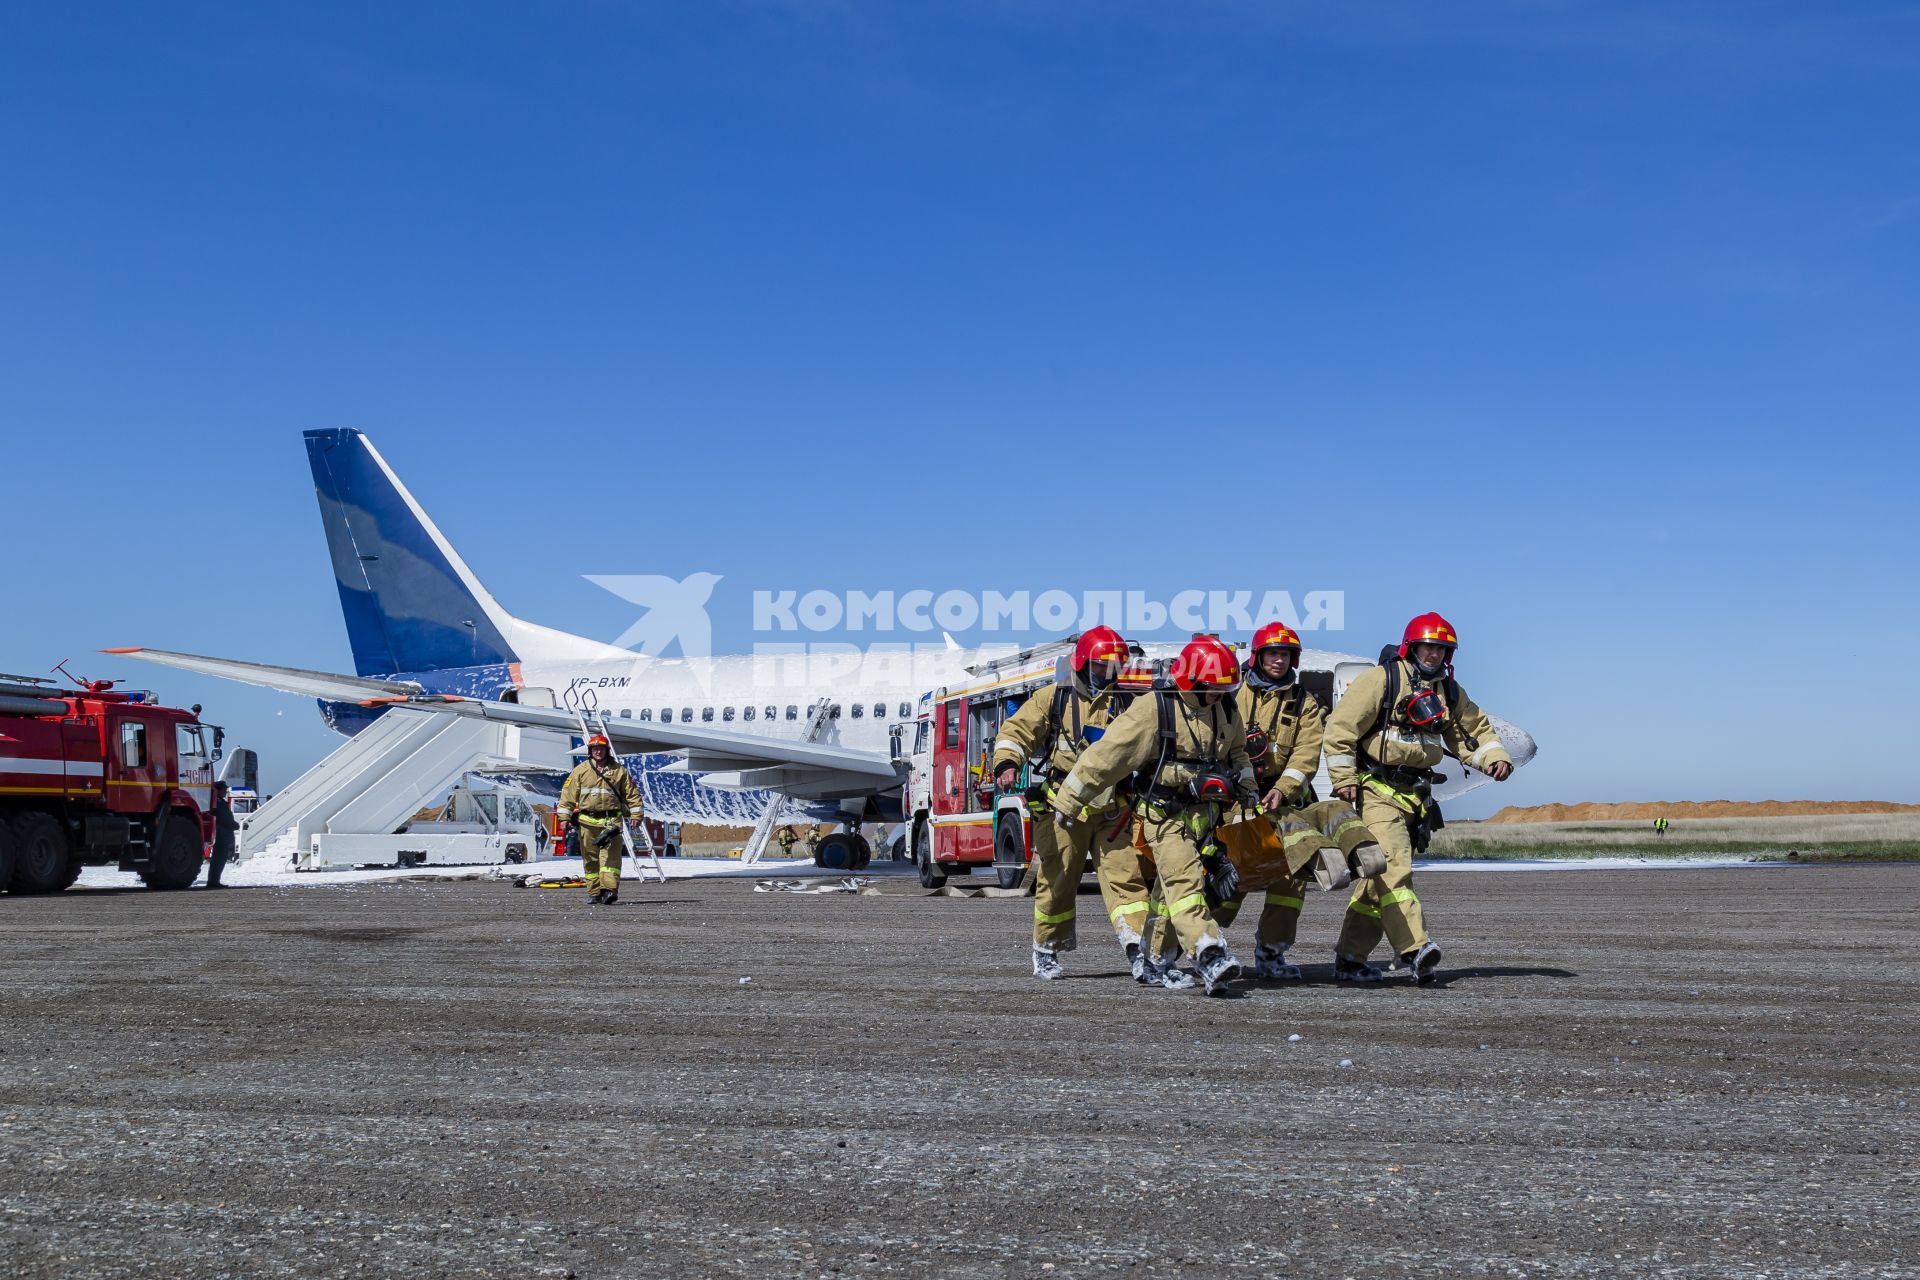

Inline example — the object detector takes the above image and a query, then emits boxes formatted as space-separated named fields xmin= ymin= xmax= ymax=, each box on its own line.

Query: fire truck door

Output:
xmin=931 ymin=697 xmax=967 ymax=818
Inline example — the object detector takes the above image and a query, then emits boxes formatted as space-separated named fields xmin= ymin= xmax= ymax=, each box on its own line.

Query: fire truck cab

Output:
xmin=905 ymin=639 xmax=1150 ymax=892
xmin=0 ymin=674 xmax=220 ymax=894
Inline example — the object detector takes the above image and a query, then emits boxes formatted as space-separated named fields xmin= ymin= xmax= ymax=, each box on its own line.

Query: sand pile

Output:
xmin=1485 ymin=800 xmax=1920 ymax=824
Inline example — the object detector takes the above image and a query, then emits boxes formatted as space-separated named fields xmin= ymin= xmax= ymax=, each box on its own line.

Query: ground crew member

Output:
xmin=777 ymin=824 xmax=798 ymax=857
xmin=1146 ymin=623 xmax=1382 ymax=980
xmin=555 ymin=734 xmax=645 ymax=904
xmin=1653 ymin=817 xmax=1669 ymax=837
xmin=1324 ymin=613 xmax=1513 ymax=984
xmin=991 ymin=626 xmax=1148 ymax=982
xmin=205 ymin=781 xmax=238 ymax=889
xmin=1055 ymin=635 xmax=1258 ymax=996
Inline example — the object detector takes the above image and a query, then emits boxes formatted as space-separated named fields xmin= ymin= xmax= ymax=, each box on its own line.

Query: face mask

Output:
xmin=1402 ymin=689 xmax=1447 ymax=728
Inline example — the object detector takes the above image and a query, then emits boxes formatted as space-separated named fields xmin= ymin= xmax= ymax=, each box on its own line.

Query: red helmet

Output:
xmin=1397 ymin=612 xmax=1458 ymax=659
xmin=1070 ymin=625 xmax=1129 ymax=672
xmin=1172 ymin=635 xmax=1241 ymax=693
xmin=1249 ymin=622 xmax=1302 ymax=661
xmin=586 ymin=733 xmax=611 ymax=750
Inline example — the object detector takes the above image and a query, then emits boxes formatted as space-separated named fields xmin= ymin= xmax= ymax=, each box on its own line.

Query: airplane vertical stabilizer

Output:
xmin=305 ymin=429 xmax=625 ymax=676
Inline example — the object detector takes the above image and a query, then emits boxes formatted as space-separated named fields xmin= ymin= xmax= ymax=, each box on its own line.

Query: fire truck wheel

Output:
xmin=9 ymin=811 xmax=70 ymax=895
xmin=912 ymin=816 xmax=945 ymax=889
xmin=992 ymin=818 xmax=1029 ymax=892
xmin=141 ymin=815 xmax=203 ymax=891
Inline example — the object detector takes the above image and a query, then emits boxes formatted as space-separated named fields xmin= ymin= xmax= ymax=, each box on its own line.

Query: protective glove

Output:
xmin=1200 ymin=848 xmax=1242 ymax=910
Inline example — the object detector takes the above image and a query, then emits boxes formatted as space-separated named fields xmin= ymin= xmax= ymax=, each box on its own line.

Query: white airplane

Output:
xmin=112 ymin=429 xmax=1536 ymax=848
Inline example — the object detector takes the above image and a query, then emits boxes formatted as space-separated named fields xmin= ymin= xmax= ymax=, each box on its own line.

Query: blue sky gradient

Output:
xmin=3 ymin=2 xmax=1914 ymax=811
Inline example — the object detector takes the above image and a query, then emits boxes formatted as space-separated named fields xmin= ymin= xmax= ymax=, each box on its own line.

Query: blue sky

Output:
xmin=3 ymin=2 xmax=1914 ymax=812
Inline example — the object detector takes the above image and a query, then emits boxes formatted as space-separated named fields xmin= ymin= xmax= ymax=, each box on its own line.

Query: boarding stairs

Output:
xmin=237 ymin=706 xmax=573 ymax=865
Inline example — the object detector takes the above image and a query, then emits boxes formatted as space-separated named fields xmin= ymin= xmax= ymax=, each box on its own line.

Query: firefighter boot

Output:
xmin=1253 ymin=942 xmax=1301 ymax=981
xmin=1139 ymin=946 xmax=1196 ymax=989
xmin=1127 ymin=942 xmax=1157 ymax=985
xmin=1333 ymin=952 xmax=1385 ymax=984
xmin=602 ymin=886 xmax=618 ymax=906
xmin=1402 ymin=939 xmax=1442 ymax=985
xmin=1311 ymin=847 xmax=1351 ymax=893
xmin=1032 ymin=944 xmax=1065 ymax=981
xmin=1157 ymin=962 xmax=1196 ymax=990
xmin=1197 ymin=945 xmax=1242 ymax=997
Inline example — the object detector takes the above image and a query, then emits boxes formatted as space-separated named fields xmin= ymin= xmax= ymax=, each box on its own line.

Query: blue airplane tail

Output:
xmin=305 ymin=428 xmax=520 ymax=677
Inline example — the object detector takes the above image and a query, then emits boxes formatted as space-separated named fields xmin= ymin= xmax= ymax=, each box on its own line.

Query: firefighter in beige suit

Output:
xmin=1323 ymin=613 xmax=1513 ymax=983
xmin=1055 ymin=635 xmax=1258 ymax=996
xmin=992 ymin=627 xmax=1148 ymax=982
xmin=1231 ymin=623 xmax=1380 ymax=980
xmin=556 ymin=734 xmax=645 ymax=905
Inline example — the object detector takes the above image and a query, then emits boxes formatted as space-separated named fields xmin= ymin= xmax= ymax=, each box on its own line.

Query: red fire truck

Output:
xmin=0 ymin=673 xmax=220 ymax=894
xmin=904 ymin=639 xmax=1156 ymax=891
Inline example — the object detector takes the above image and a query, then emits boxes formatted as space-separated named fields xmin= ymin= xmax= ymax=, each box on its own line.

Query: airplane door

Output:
xmin=1331 ymin=662 xmax=1374 ymax=709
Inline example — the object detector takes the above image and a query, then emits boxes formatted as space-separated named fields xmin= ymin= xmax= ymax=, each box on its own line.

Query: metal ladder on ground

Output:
xmin=576 ymin=707 xmax=667 ymax=884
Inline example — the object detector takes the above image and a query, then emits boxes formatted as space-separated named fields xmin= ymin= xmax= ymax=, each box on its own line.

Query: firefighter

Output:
xmin=1054 ymin=635 xmax=1259 ymax=996
xmin=1324 ymin=613 xmax=1513 ymax=984
xmin=777 ymin=824 xmax=798 ymax=857
xmin=991 ymin=626 xmax=1148 ymax=982
xmin=205 ymin=781 xmax=239 ymax=889
xmin=1149 ymin=623 xmax=1382 ymax=980
xmin=555 ymin=734 xmax=645 ymax=904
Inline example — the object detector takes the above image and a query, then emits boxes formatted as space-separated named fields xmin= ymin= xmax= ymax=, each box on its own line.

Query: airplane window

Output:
xmin=830 ymin=704 xmax=842 ymax=719
xmin=659 ymin=708 xmax=671 ymax=722
xmin=765 ymin=706 xmax=776 ymax=721
xmin=851 ymin=703 xmax=864 ymax=718
xmin=619 ymin=708 xmax=631 ymax=719
xmin=743 ymin=706 xmax=755 ymax=721
xmin=874 ymin=703 xmax=885 ymax=719
xmin=701 ymin=707 xmax=714 ymax=722
xmin=639 ymin=709 xmax=652 ymax=721
xmin=723 ymin=706 xmax=735 ymax=721
xmin=898 ymin=702 xmax=910 ymax=719
xmin=785 ymin=705 xmax=797 ymax=720
xmin=682 ymin=707 xmax=693 ymax=721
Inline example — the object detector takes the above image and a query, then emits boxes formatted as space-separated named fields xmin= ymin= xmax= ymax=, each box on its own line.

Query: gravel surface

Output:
xmin=3 ymin=865 xmax=1916 ymax=1278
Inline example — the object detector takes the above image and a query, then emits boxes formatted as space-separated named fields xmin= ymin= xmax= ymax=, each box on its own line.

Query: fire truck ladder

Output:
xmin=576 ymin=707 xmax=666 ymax=884
xmin=740 ymin=697 xmax=840 ymax=866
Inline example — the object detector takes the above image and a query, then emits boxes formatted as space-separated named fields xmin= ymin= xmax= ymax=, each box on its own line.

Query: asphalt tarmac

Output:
xmin=2 ymin=864 xmax=1915 ymax=1278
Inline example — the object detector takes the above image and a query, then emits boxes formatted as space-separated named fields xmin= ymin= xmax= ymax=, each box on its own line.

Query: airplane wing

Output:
xmin=101 ymin=648 xmax=424 ymax=703
xmin=106 ymin=647 xmax=900 ymax=802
